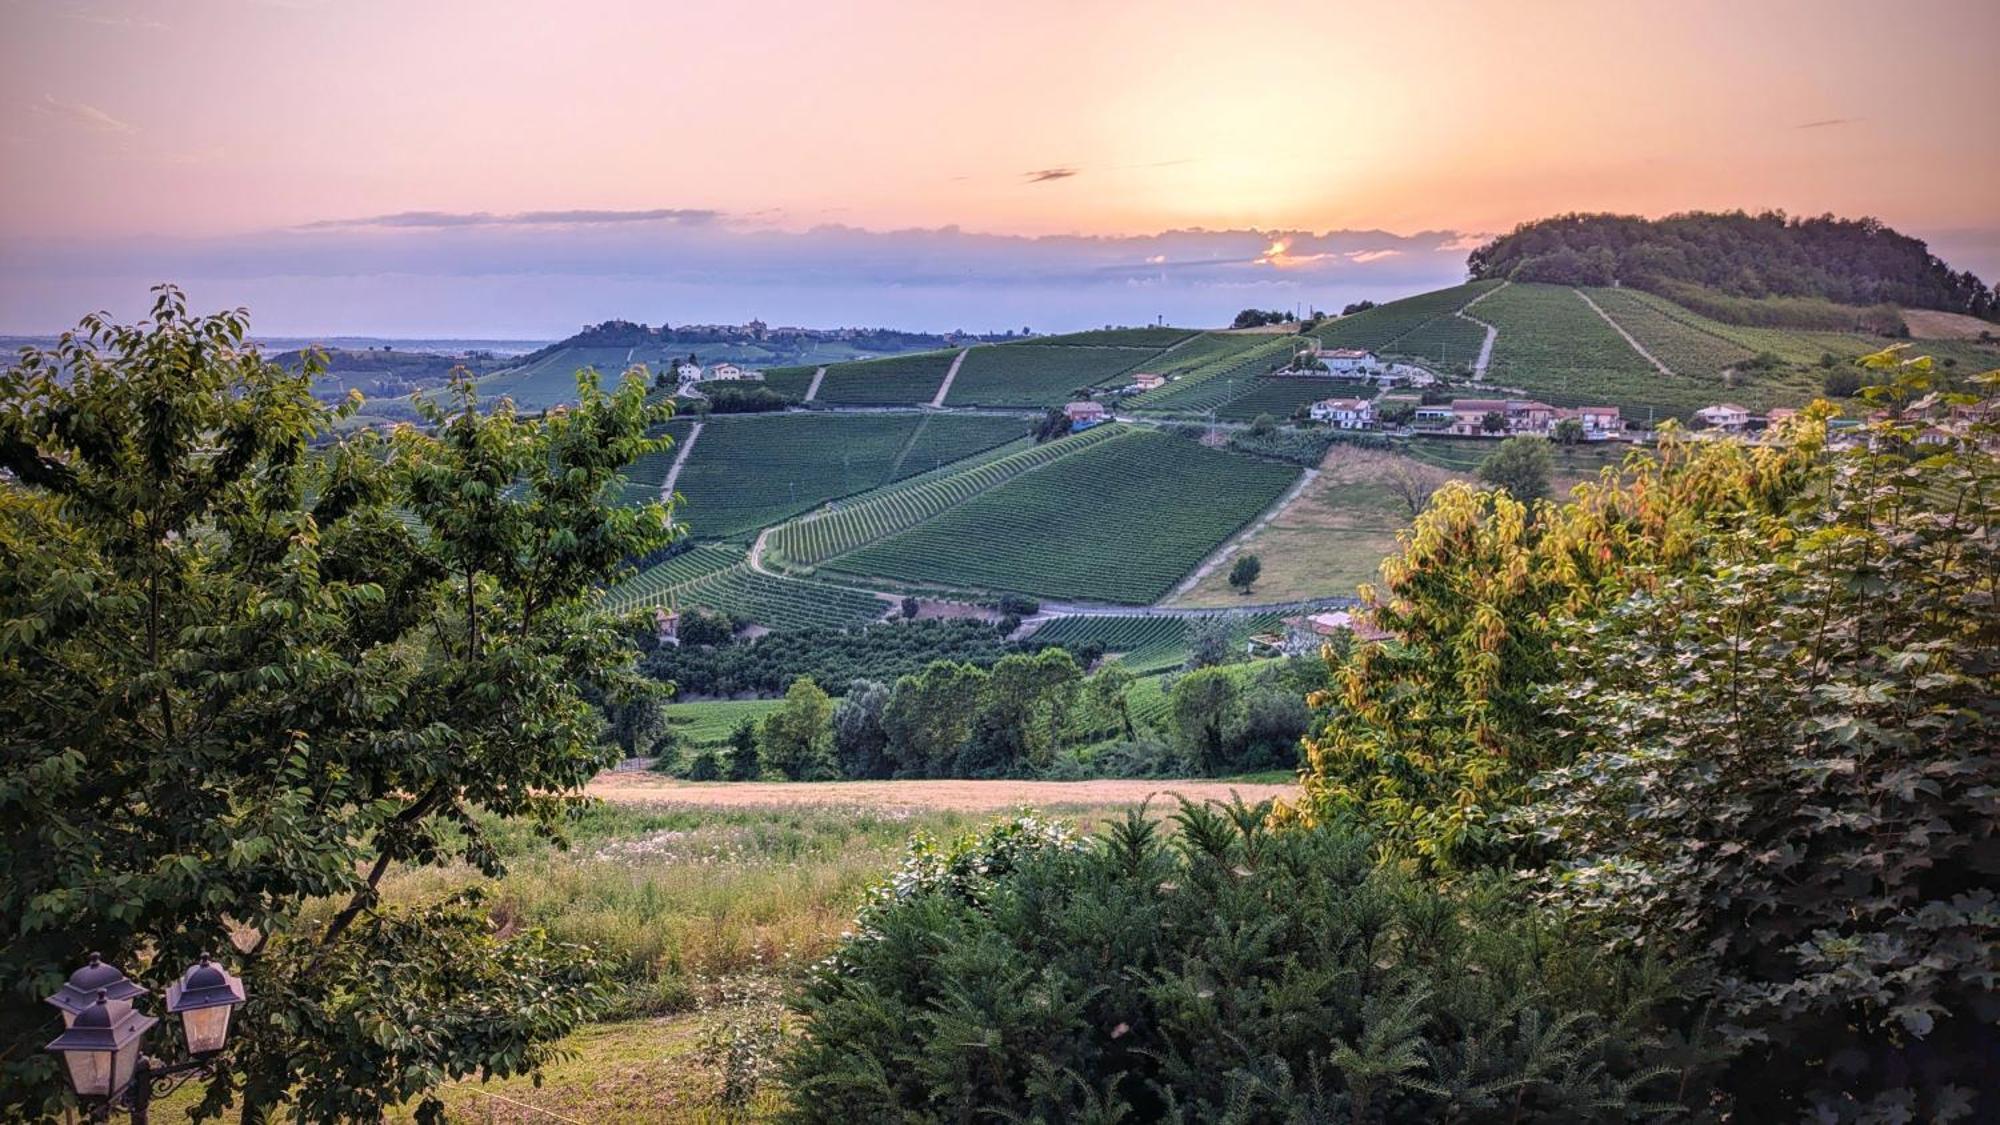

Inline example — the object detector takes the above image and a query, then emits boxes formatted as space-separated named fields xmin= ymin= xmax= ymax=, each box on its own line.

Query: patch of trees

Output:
xmin=682 ymin=383 xmax=792 ymax=413
xmin=1468 ymin=210 xmax=1997 ymax=321
xmin=1340 ymin=299 xmax=1377 ymax=315
xmin=638 ymin=618 xmax=1080 ymax=698
xmin=1230 ymin=308 xmax=1291 ymax=329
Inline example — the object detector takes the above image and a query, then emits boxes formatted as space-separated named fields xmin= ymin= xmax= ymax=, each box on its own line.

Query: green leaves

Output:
xmin=1 ymin=293 xmax=674 ymax=1120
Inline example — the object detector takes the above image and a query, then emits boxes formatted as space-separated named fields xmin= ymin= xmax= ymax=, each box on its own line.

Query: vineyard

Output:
xmin=601 ymin=544 xmax=743 ymax=613
xmin=1024 ymin=615 xmax=1191 ymax=675
xmin=759 ymin=365 xmax=819 ymax=399
xmin=476 ymin=345 xmax=663 ymax=409
xmin=667 ymin=564 xmax=889 ymax=630
xmin=826 ymin=429 xmax=1300 ymax=603
xmin=663 ymin=413 xmax=1019 ymax=540
xmin=1477 ymin=283 xmax=1682 ymax=413
xmin=810 ymin=350 xmax=958 ymax=404
xmin=1212 ymin=376 xmax=1373 ymax=422
xmin=944 ymin=345 xmax=1153 ymax=407
xmin=1147 ymin=333 xmax=1270 ymax=377
xmin=1123 ymin=337 xmax=1301 ymax=415
xmin=762 ymin=425 xmax=1129 ymax=569
xmin=1310 ymin=281 xmax=1500 ymax=353
xmin=664 ymin=697 xmax=788 ymax=748
xmin=1384 ymin=313 xmax=1487 ymax=373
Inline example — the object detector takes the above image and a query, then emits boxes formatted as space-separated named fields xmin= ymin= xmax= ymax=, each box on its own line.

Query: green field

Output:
xmin=760 ymin=364 xmax=820 ymax=399
xmin=1310 ymin=281 xmax=1500 ymax=355
xmin=827 ymin=428 xmax=1300 ymax=603
xmin=1212 ymin=376 xmax=1374 ymax=421
xmin=664 ymin=413 xmax=1020 ymax=539
xmin=1124 ymin=336 xmax=1300 ymax=415
xmin=662 ymin=697 xmax=790 ymax=745
xmin=945 ymin=344 xmax=1152 ymax=406
xmin=763 ymin=425 xmax=1129 ymax=570
xmin=476 ymin=345 xmax=660 ymax=408
xmin=811 ymin=350 xmax=958 ymax=404
xmin=1032 ymin=327 xmax=1197 ymax=348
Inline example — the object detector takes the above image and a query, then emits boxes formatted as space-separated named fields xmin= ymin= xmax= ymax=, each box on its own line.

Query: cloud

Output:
xmin=56 ymin=10 xmax=168 ymax=30
xmin=1346 ymin=249 xmax=1402 ymax=263
xmin=1025 ymin=168 xmax=1079 ymax=183
xmin=1434 ymin=233 xmax=1490 ymax=253
xmin=31 ymin=94 xmax=133 ymax=134
xmin=1795 ymin=117 xmax=1857 ymax=129
xmin=295 ymin=208 xmax=722 ymax=230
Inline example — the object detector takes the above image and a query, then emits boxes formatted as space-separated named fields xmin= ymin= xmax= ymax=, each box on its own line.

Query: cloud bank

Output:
xmin=0 ymin=216 xmax=1486 ymax=337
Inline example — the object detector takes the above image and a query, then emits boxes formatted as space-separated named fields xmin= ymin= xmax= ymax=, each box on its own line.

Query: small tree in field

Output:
xmin=1477 ymin=436 xmax=1554 ymax=506
xmin=0 ymin=288 xmax=676 ymax=1120
xmin=1228 ymin=554 xmax=1262 ymax=595
xmin=726 ymin=717 xmax=763 ymax=780
xmin=761 ymin=676 xmax=836 ymax=780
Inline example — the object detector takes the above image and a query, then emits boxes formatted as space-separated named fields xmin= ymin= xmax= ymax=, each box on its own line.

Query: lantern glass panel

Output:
xmin=62 ymin=1048 xmax=113 ymax=1099
xmin=110 ymin=1038 xmax=142 ymax=1098
xmin=181 ymin=1003 xmax=232 ymax=1055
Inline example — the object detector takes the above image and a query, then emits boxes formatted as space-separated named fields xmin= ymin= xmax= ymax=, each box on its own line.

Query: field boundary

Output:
xmin=929 ymin=348 xmax=970 ymax=407
xmin=1457 ymin=280 xmax=1506 ymax=378
xmin=801 ymin=365 xmax=828 ymax=401
xmin=660 ymin=420 xmax=703 ymax=501
xmin=1166 ymin=465 xmax=1317 ymax=599
xmin=1574 ymin=287 xmax=1675 ymax=377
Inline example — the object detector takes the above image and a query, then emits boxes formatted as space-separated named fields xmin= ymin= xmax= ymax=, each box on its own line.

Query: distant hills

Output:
xmin=1468 ymin=211 xmax=1997 ymax=326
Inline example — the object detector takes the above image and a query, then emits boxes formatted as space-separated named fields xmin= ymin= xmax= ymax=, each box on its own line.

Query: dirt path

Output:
xmin=1573 ymin=288 xmax=1674 ymax=377
xmin=1166 ymin=466 xmax=1320 ymax=599
xmin=1456 ymin=281 xmax=1505 ymax=378
xmin=589 ymin=774 xmax=1296 ymax=811
xmin=928 ymin=348 xmax=970 ymax=408
xmin=802 ymin=365 xmax=828 ymax=402
xmin=660 ymin=420 xmax=703 ymax=501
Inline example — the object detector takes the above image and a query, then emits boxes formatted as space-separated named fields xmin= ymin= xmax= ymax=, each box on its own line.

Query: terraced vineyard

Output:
xmin=1124 ymin=337 xmax=1300 ymax=415
xmin=760 ymin=365 xmax=820 ymax=399
xmin=1147 ymin=333 xmax=1270 ymax=376
xmin=944 ymin=345 xmax=1152 ymax=406
xmin=1477 ymin=283 xmax=1675 ymax=411
xmin=827 ymin=428 xmax=1300 ymax=603
xmin=666 ymin=413 xmax=1017 ymax=539
xmin=763 ymin=425 xmax=1130 ymax=569
xmin=1311 ymin=281 xmax=1500 ymax=353
xmin=1582 ymin=288 xmax=1759 ymax=377
xmin=1385 ymin=313 xmax=1488 ymax=373
xmin=1026 ymin=615 xmax=1191 ymax=674
xmin=1212 ymin=376 xmax=1374 ymax=422
xmin=812 ymin=350 xmax=957 ymax=404
xmin=668 ymin=564 xmax=889 ymax=630
xmin=601 ymin=544 xmax=743 ymax=612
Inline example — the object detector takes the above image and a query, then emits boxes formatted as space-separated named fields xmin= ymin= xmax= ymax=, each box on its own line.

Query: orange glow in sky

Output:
xmin=2 ymin=0 xmax=1996 ymax=243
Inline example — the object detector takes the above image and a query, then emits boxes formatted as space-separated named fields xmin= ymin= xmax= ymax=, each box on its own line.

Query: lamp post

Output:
xmin=43 ymin=953 xmax=248 ymax=1123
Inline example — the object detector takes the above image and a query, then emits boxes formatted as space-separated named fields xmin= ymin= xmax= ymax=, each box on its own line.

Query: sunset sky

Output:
xmin=2 ymin=0 xmax=1996 ymax=335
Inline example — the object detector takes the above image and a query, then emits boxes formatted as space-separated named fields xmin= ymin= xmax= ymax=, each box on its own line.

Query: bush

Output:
xmin=786 ymin=805 xmax=1694 ymax=1123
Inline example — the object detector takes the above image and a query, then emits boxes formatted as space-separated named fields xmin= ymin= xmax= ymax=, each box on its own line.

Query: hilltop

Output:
xmin=1468 ymin=211 xmax=1997 ymax=326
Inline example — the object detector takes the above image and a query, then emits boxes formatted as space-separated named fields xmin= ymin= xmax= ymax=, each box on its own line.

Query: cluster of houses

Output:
xmin=1304 ymin=348 xmax=1435 ymax=387
xmin=1248 ymin=608 xmax=1391 ymax=657
xmin=673 ymin=361 xmax=764 ymax=396
xmin=1304 ymin=394 xmax=1627 ymax=439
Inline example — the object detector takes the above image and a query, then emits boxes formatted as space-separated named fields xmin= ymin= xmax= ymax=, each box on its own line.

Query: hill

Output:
xmin=1468 ymin=211 xmax=1997 ymax=323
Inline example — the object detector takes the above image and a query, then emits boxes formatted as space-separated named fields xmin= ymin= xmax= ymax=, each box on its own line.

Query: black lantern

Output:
xmin=45 ymin=954 xmax=148 ymax=1028
xmin=44 ymin=991 xmax=157 ymax=1101
xmin=164 ymin=954 xmax=246 ymax=1056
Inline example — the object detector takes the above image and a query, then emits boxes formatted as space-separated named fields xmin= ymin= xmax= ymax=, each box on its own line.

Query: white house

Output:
xmin=1571 ymin=405 xmax=1624 ymax=435
xmin=1695 ymin=403 xmax=1750 ymax=431
xmin=1310 ymin=397 xmax=1375 ymax=429
xmin=1128 ymin=372 xmax=1166 ymax=391
xmin=675 ymin=361 xmax=704 ymax=383
xmin=705 ymin=362 xmax=763 ymax=382
xmin=1314 ymin=348 xmax=1378 ymax=375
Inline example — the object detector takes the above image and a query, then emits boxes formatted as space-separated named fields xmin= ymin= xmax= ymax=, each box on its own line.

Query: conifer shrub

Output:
xmin=784 ymin=805 xmax=1692 ymax=1122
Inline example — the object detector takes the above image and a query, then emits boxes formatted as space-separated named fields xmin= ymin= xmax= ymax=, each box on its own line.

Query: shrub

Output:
xmin=785 ymin=805 xmax=1694 ymax=1123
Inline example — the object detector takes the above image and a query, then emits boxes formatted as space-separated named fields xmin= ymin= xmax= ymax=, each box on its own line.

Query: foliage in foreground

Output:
xmin=0 ymin=290 xmax=673 ymax=1121
xmin=786 ymin=806 xmax=1692 ymax=1123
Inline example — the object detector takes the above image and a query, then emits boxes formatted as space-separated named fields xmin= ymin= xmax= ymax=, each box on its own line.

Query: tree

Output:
xmin=1227 ymin=554 xmax=1262 ymax=595
xmin=1551 ymin=417 xmax=1585 ymax=447
xmin=0 ymin=289 xmax=674 ymax=1119
xmin=1383 ymin=457 xmax=1443 ymax=517
xmin=725 ymin=717 xmax=763 ymax=780
xmin=967 ymin=649 xmax=1084 ymax=774
xmin=760 ymin=676 xmax=836 ymax=780
xmin=1184 ymin=615 xmax=1234 ymax=669
xmin=900 ymin=595 xmax=920 ymax=619
xmin=830 ymin=679 xmax=893 ymax=779
xmin=882 ymin=661 xmax=986 ymax=776
xmin=1083 ymin=662 xmax=1137 ymax=741
xmin=1823 ymin=367 xmax=1864 ymax=397
xmin=1480 ymin=410 xmax=1507 ymax=435
xmin=1477 ymin=436 xmax=1555 ymax=506
xmin=1248 ymin=413 xmax=1277 ymax=437
xmin=1169 ymin=668 xmax=1244 ymax=773
xmin=1032 ymin=408 xmax=1070 ymax=442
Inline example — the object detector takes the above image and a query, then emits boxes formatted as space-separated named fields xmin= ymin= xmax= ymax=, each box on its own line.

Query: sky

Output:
xmin=2 ymin=0 xmax=1996 ymax=336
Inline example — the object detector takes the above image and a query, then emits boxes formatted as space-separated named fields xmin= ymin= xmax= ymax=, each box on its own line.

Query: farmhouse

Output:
xmin=1695 ymin=403 xmax=1750 ymax=431
xmin=1253 ymin=609 xmax=1393 ymax=655
xmin=1447 ymin=398 xmax=1512 ymax=436
xmin=1064 ymin=400 xmax=1111 ymax=430
xmin=1314 ymin=348 xmax=1378 ymax=375
xmin=1413 ymin=404 xmax=1456 ymax=429
xmin=705 ymin=362 xmax=763 ymax=382
xmin=675 ymin=361 xmax=704 ymax=383
xmin=1568 ymin=405 xmax=1624 ymax=435
xmin=1129 ymin=372 xmax=1166 ymax=391
xmin=1309 ymin=397 xmax=1375 ymax=429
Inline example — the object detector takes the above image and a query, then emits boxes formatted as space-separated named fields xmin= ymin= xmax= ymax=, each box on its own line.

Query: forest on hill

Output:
xmin=1468 ymin=210 xmax=1998 ymax=323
